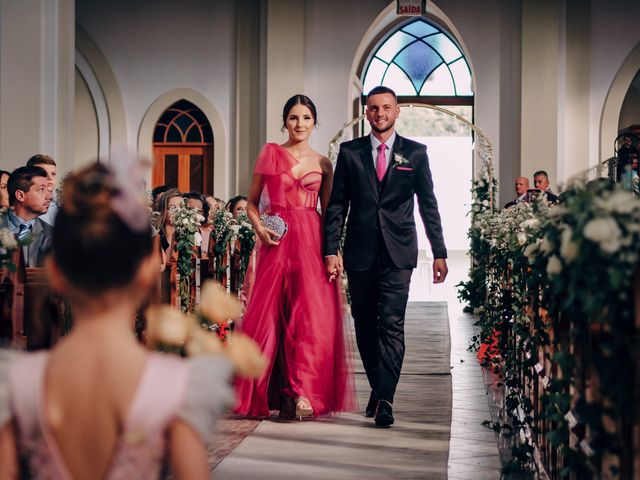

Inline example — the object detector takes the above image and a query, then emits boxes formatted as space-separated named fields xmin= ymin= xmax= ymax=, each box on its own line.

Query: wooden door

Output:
xmin=152 ymin=145 xmax=213 ymax=194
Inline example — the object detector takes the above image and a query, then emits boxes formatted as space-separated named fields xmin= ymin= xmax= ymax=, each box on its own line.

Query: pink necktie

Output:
xmin=376 ymin=144 xmax=387 ymax=181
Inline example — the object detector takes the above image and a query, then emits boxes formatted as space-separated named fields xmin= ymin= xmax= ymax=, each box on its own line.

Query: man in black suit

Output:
xmin=0 ymin=166 xmax=53 ymax=267
xmin=324 ymin=86 xmax=448 ymax=427
xmin=533 ymin=170 xmax=559 ymax=204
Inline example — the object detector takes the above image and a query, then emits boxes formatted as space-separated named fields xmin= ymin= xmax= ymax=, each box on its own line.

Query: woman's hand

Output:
xmin=256 ymin=226 xmax=280 ymax=246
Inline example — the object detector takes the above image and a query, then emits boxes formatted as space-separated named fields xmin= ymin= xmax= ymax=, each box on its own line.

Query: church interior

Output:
xmin=1 ymin=0 xmax=640 ymax=478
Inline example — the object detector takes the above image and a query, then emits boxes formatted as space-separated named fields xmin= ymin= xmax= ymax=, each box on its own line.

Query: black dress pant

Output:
xmin=347 ymin=242 xmax=412 ymax=404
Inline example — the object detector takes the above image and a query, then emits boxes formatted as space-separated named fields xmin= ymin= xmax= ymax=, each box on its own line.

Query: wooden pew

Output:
xmin=11 ymin=249 xmax=64 ymax=350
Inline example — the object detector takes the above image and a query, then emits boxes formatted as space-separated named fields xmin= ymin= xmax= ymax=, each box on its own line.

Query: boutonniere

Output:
xmin=392 ymin=154 xmax=410 ymax=169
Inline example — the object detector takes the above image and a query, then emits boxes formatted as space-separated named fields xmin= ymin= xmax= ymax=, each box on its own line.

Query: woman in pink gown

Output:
xmin=234 ymin=95 xmax=353 ymax=418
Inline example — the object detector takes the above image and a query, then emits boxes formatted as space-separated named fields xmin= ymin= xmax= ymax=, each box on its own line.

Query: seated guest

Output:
xmin=204 ymin=194 xmax=220 ymax=219
xmin=504 ymin=176 xmax=530 ymax=209
xmin=226 ymin=195 xmax=247 ymax=219
xmin=184 ymin=192 xmax=212 ymax=257
xmin=155 ymin=188 xmax=183 ymax=260
xmin=533 ymin=170 xmax=559 ymax=204
xmin=0 ymin=166 xmax=53 ymax=267
xmin=151 ymin=184 xmax=171 ymax=210
xmin=0 ymin=170 xmax=9 ymax=208
xmin=26 ymin=154 xmax=58 ymax=226
xmin=0 ymin=163 xmax=233 ymax=478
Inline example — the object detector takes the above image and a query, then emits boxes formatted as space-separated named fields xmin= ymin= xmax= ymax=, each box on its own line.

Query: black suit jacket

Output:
xmin=324 ymin=134 xmax=447 ymax=271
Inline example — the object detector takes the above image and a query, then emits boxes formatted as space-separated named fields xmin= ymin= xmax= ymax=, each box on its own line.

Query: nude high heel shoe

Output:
xmin=295 ymin=397 xmax=313 ymax=420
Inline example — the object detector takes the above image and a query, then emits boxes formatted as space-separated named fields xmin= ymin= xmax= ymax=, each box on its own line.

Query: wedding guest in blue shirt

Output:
xmin=0 ymin=166 xmax=53 ymax=267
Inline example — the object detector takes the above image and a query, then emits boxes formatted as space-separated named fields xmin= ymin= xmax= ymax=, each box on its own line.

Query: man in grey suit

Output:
xmin=0 ymin=166 xmax=53 ymax=267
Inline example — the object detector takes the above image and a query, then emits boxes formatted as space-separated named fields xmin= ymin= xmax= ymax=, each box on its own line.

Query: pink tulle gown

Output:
xmin=234 ymin=143 xmax=354 ymax=417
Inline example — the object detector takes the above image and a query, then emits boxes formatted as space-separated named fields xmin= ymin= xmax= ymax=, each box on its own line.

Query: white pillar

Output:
xmin=559 ymin=0 xmax=590 ymax=185
xmin=520 ymin=0 xmax=561 ymax=191
xmin=265 ymin=0 xmax=305 ymax=144
xmin=235 ymin=0 xmax=262 ymax=195
xmin=0 ymin=0 xmax=75 ymax=173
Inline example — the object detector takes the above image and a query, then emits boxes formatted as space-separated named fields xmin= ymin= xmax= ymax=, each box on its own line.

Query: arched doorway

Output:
xmin=356 ymin=17 xmax=474 ymax=300
xmin=152 ymin=99 xmax=214 ymax=194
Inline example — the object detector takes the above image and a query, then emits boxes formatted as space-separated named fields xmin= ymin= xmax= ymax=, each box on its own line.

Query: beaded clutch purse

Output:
xmin=259 ymin=213 xmax=288 ymax=240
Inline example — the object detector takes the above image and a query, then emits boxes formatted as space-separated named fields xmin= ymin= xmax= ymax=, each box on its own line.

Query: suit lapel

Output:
xmin=359 ymin=137 xmax=379 ymax=200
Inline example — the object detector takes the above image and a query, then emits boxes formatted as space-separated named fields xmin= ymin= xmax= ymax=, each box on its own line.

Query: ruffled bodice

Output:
xmin=255 ymin=143 xmax=322 ymax=210
xmin=0 ymin=349 xmax=233 ymax=479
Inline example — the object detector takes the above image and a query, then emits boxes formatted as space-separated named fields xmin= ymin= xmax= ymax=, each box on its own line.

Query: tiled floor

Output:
xmin=445 ymin=251 xmax=501 ymax=479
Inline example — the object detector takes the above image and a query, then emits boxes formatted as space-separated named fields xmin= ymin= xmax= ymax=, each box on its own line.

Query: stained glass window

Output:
xmin=362 ymin=19 xmax=472 ymax=97
xmin=153 ymin=100 xmax=213 ymax=144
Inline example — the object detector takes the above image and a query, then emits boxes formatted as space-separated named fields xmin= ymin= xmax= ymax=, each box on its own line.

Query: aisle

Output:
xmin=213 ymin=302 xmax=453 ymax=479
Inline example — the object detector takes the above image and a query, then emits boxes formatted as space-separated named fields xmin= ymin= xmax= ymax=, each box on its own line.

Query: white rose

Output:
xmin=522 ymin=218 xmax=539 ymax=230
xmin=517 ymin=231 xmax=527 ymax=246
xmin=194 ymin=231 xmax=202 ymax=247
xmin=559 ymin=228 xmax=578 ymax=263
xmin=182 ymin=218 xmax=189 ymax=226
xmin=482 ymin=200 xmax=489 ymax=207
xmin=230 ymin=225 xmax=241 ymax=233
xmin=546 ymin=255 xmax=562 ymax=276
xmin=583 ymin=216 xmax=622 ymax=254
xmin=595 ymin=191 xmax=636 ymax=215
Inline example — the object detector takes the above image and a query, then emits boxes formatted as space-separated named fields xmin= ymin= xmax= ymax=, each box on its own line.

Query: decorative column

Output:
xmin=264 ymin=0 xmax=305 ymax=144
xmin=0 ymin=0 xmax=75 ymax=173
xmin=520 ymin=0 xmax=561 ymax=190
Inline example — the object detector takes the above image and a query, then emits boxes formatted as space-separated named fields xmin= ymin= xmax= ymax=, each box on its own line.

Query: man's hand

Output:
xmin=433 ymin=258 xmax=448 ymax=284
xmin=325 ymin=255 xmax=342 ymax=282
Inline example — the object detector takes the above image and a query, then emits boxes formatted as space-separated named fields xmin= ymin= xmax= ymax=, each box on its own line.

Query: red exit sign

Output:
xmin=397 ymin=0 xmax=427 ymax=16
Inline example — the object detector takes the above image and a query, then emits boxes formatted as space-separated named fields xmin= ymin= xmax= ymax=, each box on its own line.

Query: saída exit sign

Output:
xmin=397 ymin=0 xmax=427 ymax=16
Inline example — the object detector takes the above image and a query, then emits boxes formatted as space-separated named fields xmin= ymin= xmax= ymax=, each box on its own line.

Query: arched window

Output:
xmin=152 ymin=100 xmax=214 ymax=194
xmin=361 ymin=18 xmax=472 ymax=103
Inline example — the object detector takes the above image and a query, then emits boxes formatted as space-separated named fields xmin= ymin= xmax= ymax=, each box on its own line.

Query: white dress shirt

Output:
xmin=370 ymin=131 xmax=396 ymax=169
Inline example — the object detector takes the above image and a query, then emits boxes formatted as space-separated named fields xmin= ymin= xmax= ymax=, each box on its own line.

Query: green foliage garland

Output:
xmin=459 ymin=179 xmax=640 ymax=477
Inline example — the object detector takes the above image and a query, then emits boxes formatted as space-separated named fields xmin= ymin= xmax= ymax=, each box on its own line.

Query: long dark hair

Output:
xmin=282 ymin=94 xmax=318 ymax=129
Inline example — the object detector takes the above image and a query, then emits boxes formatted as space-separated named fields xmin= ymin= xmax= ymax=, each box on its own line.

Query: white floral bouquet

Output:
xmin=0 ymin=210 xmax=18 ymax=271
xmin=234 ymin=212 xmax=256 ymax=287
xmin=172 ymin=204 xmax=205 ymax=312
xmin=210 ymin=209 xmax=236 ymax=279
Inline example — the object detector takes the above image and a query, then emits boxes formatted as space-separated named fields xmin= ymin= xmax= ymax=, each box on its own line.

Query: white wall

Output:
xmin=303 ymin=0 xmax=389 ymax=155
xmin=590 ymin=0 xmax=640 ymax=164
xmin=76 ymin=0 xmax=235 ymax=193
xmin=303 ymin=0 xmax=520 ymax=206
xmin=74 ymin=68 xmax=99 ymax=166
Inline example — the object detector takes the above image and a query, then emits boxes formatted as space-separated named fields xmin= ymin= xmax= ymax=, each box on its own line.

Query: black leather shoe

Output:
xmin=365 ymin=392 xmax=376 ymax=418
xmin=374 ymin=400 xmax=394 ymax=427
